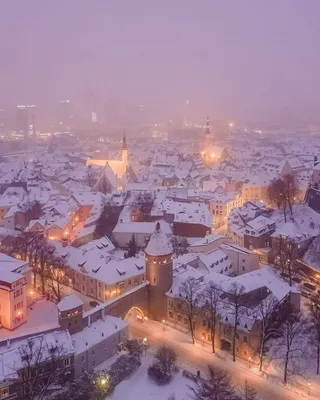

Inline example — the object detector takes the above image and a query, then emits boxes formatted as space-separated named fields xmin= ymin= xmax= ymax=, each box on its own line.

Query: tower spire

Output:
xmin=205 ymin=117 xmax=211 ymax=135
xmin=204 ymin=117 xmax=212 ymax=152
xmin=122 ymin=130 xmax=127 ymax=150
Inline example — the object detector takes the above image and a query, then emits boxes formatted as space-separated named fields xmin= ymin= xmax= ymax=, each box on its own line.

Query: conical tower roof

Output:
xmin=145 ymin=222 xmax=172 ymax=257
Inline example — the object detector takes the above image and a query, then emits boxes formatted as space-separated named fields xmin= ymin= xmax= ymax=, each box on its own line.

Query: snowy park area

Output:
xmin=109 ymin=354 xmax=192 ymax=400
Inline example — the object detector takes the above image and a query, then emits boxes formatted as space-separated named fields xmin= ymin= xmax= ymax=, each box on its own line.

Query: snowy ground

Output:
xmin=0 ymin=287 xmax=103 ymax=340
xmin=109 ymin=353 xmax=192 ymax=400
xmin=0 ymin=298 xmax=59 ymax=340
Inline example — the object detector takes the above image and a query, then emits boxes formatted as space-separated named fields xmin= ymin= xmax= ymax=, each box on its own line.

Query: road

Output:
xmin=129 ymin=319 xmax=314 ymax=400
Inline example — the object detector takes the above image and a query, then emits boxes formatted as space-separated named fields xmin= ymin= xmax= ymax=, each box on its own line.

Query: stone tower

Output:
xmin=122 ymin=130 xmax=128 ymax=169
xmin=57 ymin=294 xmax=84 ymax=335
xmin=204 ymin=116 xmax=212 ymax=151
xmin=145 ymin=222 xmax=173 ymax=321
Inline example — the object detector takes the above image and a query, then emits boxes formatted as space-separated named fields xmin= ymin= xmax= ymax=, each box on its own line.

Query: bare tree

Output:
xmin=225 ymin=282 xmax=246 ymax=363
xmin=34 ymin=241 xmax=56 ymax=295
xmin=45 ymin=258 xmax=69 ymax=302
xmin=131 ymin=192 xmax=154 ymax=222
xmin=154 ymin=345 xmax=177 ymax=377
xmin=267 ymin=174 xmax=298 ymax=219
xmin=189 ymin=365 xmax=238 ymax=400
xmin=12 ymin=337 xmax=70 ymax=400
xmin=308 ymin=302 xmax=320 ymax=375
xmin=267 ymin=178 xmax=288 ymax=222
xmin=274 ymin=237 xmax=298 ymax=287
xmin=9 ymin=232 xmax=46 ymax=288
xmin=148 ymin=345 xmax=177 ymax=384
xmin=275 ymin=305 xmax=305 ymax=384
xmin=180 ymin=277 xmax=202 ymax=344
xmin=201 ymin=281 xmax=222 ymax=353
xmin=241 ymin=380 xmax=259 ymax=400
xmin=170 ymin=236 xmax=189 ymax=257
xmin=282 ymin=174 xmax=298 ymax=216
xmin=254 ymin=294 xmax=282 ymax=371
xmin=9 ymin=232 xmax=40 ymax=263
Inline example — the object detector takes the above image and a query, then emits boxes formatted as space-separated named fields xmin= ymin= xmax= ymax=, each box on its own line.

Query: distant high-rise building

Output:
xmin=83 ymin=90 xmax=99 ymax=123
xmin=57 ymin=100 xmax=74 ymax=128
xmin=16 ymin=105 xmax=36 ymax=140
xmin=16 ymin=106 xmax=29 ymax=140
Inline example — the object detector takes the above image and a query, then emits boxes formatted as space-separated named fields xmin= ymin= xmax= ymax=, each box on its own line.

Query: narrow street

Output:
xmin=129 ymin=318 xmax=315 ymax=400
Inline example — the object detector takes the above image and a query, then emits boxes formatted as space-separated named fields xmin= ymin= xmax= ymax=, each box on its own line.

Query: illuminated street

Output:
xmin=129 ymin=317 xmax=318 ymax=400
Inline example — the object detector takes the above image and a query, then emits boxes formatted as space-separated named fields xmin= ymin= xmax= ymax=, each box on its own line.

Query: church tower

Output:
xmin=204 ymin=116 xmax=212 ymax=150
xmin=145 ymin=222 xmax=173 ymax=321
xmin=122 ymin=130 xmax=128 ymax=169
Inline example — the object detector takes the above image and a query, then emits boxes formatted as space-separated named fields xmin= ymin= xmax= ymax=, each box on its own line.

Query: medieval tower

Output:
xmin=145 ymin=222 xmax=173 ymax=321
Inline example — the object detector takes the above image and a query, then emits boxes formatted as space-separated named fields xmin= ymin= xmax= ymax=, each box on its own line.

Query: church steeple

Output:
xmin=204 ymin=117 xmax=212 ymax=149
xmin=204 ymin=117 xmax=211 ymax=136
xmin=122 ymin=130 xmax=127 ymax=150
xmin=122 ymin=130 xmax=128 ymax=168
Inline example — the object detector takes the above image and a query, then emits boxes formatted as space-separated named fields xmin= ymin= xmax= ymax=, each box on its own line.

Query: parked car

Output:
xmin=303 ymin=282 xmax=316 ymax=291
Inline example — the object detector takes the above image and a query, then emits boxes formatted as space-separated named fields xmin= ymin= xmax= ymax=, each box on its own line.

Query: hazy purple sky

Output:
xmin=1 ymin=0 xmax=320 ymax=121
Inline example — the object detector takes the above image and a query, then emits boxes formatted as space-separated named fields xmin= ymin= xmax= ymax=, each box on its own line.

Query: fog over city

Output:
xmin=1 ymin=0 xmax=320 ymax=126
xmin=0 ymin=2 xmax=320 ymax=400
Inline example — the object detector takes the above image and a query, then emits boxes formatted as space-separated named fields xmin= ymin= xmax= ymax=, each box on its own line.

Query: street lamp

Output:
xmin=162 ymin=319 xmax=165 ymax=331
xmin=100 ymin=378 xmax=107 ymax=386
xmin=202 ymin=333 xmax=205 ymax=347
xmin=143 ymin=337 xmax=148 ymax=356
xmin=248 ymin=357 xmax=251 ymax=369
xmin=308 ymin=382 xmax=311 ymax=396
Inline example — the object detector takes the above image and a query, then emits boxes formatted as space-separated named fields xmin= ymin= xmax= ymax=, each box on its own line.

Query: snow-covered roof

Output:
xmin=57 ymin=294 xmax=84 ymax=312
xmin=189 ymin=233 xmax=225 ymax=248
xmin=78 ymin=236 xmax=115 ymax=253
xmin=51 ymin=241 xmax=145 ymax=285
xmin=145 ymin=222 xmax=172 ymax=257
xmin=0 ymin=329 xmax=74 ymax=381
xmin=161 ymin=198 xmax=213 ymax=228
xmin=113 ymin=220 xmax=172 ymax=236
xmin=0 ymin=253 xmax=30 ymax=280
xmin=302 ymin=236 xmax=320 ymax=271
xmin=71 ymin=316 xmax=127 ymax=354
